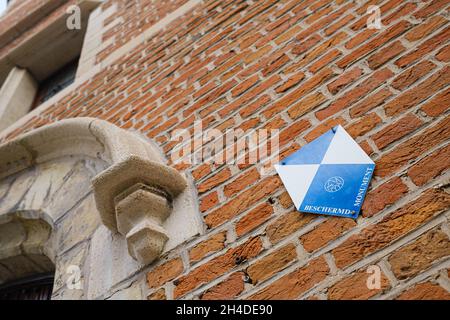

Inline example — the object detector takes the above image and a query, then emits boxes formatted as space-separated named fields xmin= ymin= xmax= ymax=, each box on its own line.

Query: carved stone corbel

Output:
xmin=0 ymin=118 xmax=190 ymax=266
xmin=92 ymin=156 xmax=187 ymax=264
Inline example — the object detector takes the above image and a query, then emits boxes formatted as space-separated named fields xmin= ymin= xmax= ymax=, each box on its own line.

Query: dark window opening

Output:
xmin=0 ymin=273 xmax=54 ymax=300
xmin=31 ymin=58 xmax=79 ymax=110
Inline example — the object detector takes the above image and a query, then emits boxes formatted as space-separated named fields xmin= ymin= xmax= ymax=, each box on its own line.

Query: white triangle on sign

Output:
xmin=321 ymin=125 xmax=373 ymax=164
xmin=274 ymin=164 xmax=319 ymax=209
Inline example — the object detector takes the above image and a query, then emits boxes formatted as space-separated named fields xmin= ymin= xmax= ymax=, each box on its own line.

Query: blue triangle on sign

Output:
xmin=275 ymin=125 xmax=375 ymax=219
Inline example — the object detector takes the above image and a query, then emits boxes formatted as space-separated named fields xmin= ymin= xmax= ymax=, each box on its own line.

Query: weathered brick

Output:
xmin=205 ymin=176 xmax=282 ymax=228
xmin=247 ymin=244 xmax=297 ymax=284
xmin=316 ymin=68 xmax=393 ymax=120
xmin=300 ymin=218 xmax=357 ymax=253
xmin=436 ymin=44 xmax=450 ymax=62
xmin=372 ymin=114 xmax=423 ymax=150
xmin=346 ymin=113 xmax=382 ymax=138
xmin=275 ymin=71 xmax=305 ymax=94
xmin=279 ymin=119 xmax=311 ymax=146
xmin=388 ymin=228 xmax=450 ymax=280
xmin=328 ymin=269 xmax=390 ymax=300
xmin=396 ymin=27 xmax=450 ymax=68
xmin=376 ymin=116 xmax=450 ymax=177
xmin=235 ymin=202 xmax=273 ymax=237
xmin=174 ymin=237 xmax=263 ymax=298
xmin=272 ymin=192 xmax=290 ymax=210
xmin=224 ymin=168 xmax=260 ymax=198
xmin=391 ymin=60 xmax=437 ymax=90
xmin=337 ymin=20 xmax=411 ymax=68
xmin=189 ymin=231 xmax=227 ymax=264
xmin=292 ymin=34 xmax=322 ymax=55
xmin=200 ymin=272 xmax=245 ymax=300
xmin=197 ymin=168 xmax=232 ymax=194
xmin=408 ymin=144 xmax=450 ymax=187
xmin=332 ymin=188 xmax=450 ymax=269
xmin=327 ymin=67 xmax=363 ymax=95
xmin=266 ymin=211 xmax=316 ymax=244
xmin=200 ymin=191 xmax=219 ymax=213
xmin=147 ymin=258 xmax=184 ymax=288
xmin=249 ymin=257 xmax=329 ymax=299
xmin=405 ymin=15 xmax=448 ymax=42
xmin=148 ymin=288 xmax=166 ymax=300
xmin=287 ymin=92 xmax=327 ymax=120
xmin=266 ymin=68 xmax=336 ymax=118
xmin=349 ymin=88 xmax=393 ymax=118
xmin=368 ymin=41 xmax=405 ymax=69
xmin=420 ymin=88 xmax=450 ymax=117
xmin=305 ymin=117 xmax=347 ymax=142
xmin=413 ymin=0 xmax=449 ymax=19
xmin=362 ymin=177 xmax=409 ymax=218
xmin=396 ymin=282 xmax=450 ymax=300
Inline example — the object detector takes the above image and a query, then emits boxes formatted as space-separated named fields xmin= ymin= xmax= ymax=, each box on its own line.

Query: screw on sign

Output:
xmin=275 ymin=125 xmax=375 ymax=219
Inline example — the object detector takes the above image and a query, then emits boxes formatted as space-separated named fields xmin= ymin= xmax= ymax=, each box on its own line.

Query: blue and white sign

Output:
xmin=275 ymin=125 xmax=375 ymax=219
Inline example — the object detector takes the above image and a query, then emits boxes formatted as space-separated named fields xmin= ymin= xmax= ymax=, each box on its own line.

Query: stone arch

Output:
xmin=0 ymin=118 xmax=201 ymax=299
xmin=0 ymin=211 xmax=54 ymax=285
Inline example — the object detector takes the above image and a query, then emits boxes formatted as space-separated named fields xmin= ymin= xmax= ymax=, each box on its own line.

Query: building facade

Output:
xmin=0 ymin=0 xmax=449 ymax=300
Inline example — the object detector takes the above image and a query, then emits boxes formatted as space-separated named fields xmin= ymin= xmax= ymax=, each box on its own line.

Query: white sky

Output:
xmin=0 ymin=1 xmax=6 ymax=16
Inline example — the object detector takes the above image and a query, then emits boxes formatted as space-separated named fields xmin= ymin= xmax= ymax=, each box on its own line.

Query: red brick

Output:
xmin=197 ymin=168 xmax=232 ymax=194
xmin=200 ymin=192 xmax=219 ymax=213
xmin=436 ymin=44 xmax=450 ymax=62
xmin=396 ymin=282 xmax=450 ymax=300
xmin=275 ymin=71 xmax=305 ymax=94
xmin=385 ymin=65 xmax=449 ymax=116
xmin=372 ymin=114 xmax=424 ymax=150
xmin=205 ymin=176 xmax=282 ymax=229
xmin=362 ymin=177 xmax=409 ymax=218
xmin=265 ymin=211 xmax=316 ymax=244
xmin=247 ymin=244 xmax=297 ymax=284
xmin=413 ymin=0 xmax=449 ymax=19
xmin=337 ymin=20 xmax=411 ymax=68
xmin=235 ymin=202 xmax=273 ymax=237
xmin=249 ymin=257 xmax=329 ymax=299
xmin=266 ymin=68 xmax=336 ymax=118
xmin=224 ymin=168 xmax=260 ymax=198
xmin=201 ymin=272 xmax=245 ymax=300
xmin=396 ymin=27 xmax=450 ymax=68
xmin=333 ymin=188 xmax=450 ymax=268
xmin=174 ymin=237 xmax=263 ymax=298
xmin=300 ymin=217 xmax=357 ymax=253
xmin=287 ymin=92 xmax=327 ymax=120
xmin=305 ymin=118 xmax=347 ymax=142
xmin=327 ymin=67 xmax=363 ymax=95
xmin=408 ymin=144 xmax=450 ymax=186
xmin=328 ymin=269 xmax=390 ymax=300
xmin=148 ymin=289 xmax=166 ymax=300
xmin=388 ymin=228 xmax=450 ymax=280
xmin=420 ymin=88 xmax=450 ymax=117
xmin=279 ymin=119 xmax=311 ymax=146
xmin=376 ymin=116 xmax=450 ymax=177
xmin=368 ymin=41 xmax=406 ymax=69
xmin=147 ymin=258 xmax=184 ymax=288
xmin=349 ymin=88 xmax=393 ymax=118
xmin=231 ymin=75 xmax=259 ymax=97
xmin=405 ymin=15 xmax=448 ymax=42
xmin=391 ymin=60 xmax=437 ymax=90
xmin=292 ymin=34 xmax=322 ymax=55
xmin=346 ymin=113 xmax=382 ymax=138
xmin=189 ymin=232 xmax=227 ymax=264
xmin=316 ymin=68 xmax=393 ymax=120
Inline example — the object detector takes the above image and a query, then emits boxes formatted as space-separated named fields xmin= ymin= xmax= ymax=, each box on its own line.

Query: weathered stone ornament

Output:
xmin=275 ymin=125 xmax=375 ymax=219
xmin=92 ymin=156 xmax=187 ymax=264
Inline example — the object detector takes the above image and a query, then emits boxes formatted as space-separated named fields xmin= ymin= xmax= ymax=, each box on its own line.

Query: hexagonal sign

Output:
xmin=275 ymin=125 xmax=375 ymax=219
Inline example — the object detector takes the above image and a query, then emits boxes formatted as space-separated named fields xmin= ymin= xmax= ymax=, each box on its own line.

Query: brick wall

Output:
xmin=1 ymin=0 xmax=449 ymax=300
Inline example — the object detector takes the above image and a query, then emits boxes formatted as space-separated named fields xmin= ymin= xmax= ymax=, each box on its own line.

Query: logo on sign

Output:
xmin=324 ymin=176 xmax=344 ymax=193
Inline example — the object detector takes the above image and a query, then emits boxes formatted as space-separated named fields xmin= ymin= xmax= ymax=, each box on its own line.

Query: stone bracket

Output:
xmin=92 ymin=155 xmax=187 ymax=265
